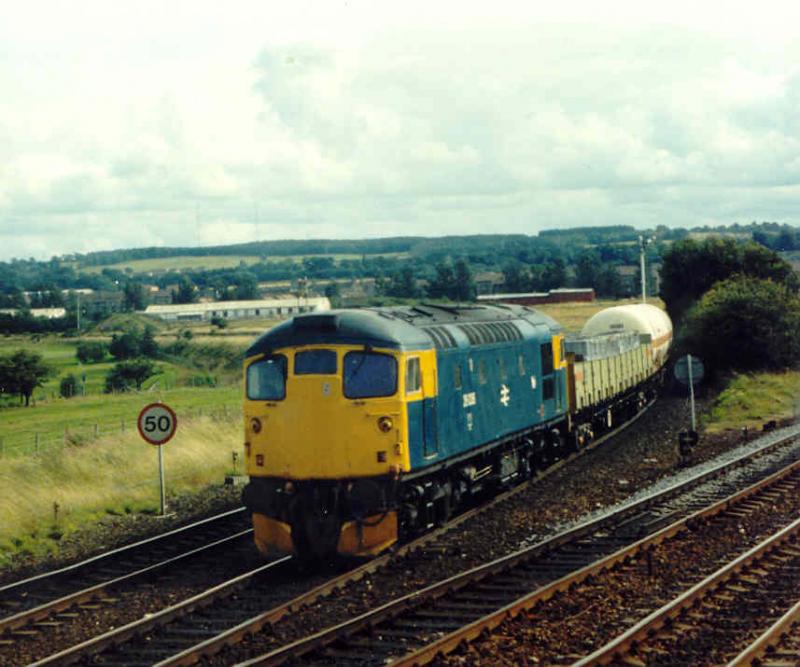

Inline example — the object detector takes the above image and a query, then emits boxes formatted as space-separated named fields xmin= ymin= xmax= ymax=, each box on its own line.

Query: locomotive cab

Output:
xmin=242 ymin=312 xmax=435 ymax=561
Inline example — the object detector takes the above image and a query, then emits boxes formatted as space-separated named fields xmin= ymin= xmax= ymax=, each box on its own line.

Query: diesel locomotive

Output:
xmin=241 ymin=302 xmax=672 ymax=561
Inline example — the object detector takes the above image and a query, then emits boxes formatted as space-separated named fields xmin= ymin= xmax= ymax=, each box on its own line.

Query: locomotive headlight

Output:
xmin=250 ymin=417 xmax=262 ymax=434
xmin=377 ymin=416 xmax=393 ymax=433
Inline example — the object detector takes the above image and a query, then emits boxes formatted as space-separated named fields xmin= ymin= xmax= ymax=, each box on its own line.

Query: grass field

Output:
xmin=0 ymin=386 xmax=242 ymax=456
xmin=0 ymin=413 xmax=243 ymax=565
xmin=703 ymin=371 xmax=800 ymax=433
xmin=80 ymin=252 xmax=409 ymax=274
xmin=0 ymin=336 xmax=241 ymax=402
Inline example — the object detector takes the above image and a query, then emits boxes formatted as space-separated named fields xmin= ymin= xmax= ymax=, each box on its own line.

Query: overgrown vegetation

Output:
xmin=681 ymin=277 xmax=800 ymax=372
xmin=0 ymin=415 xmax=243 ymax=565
xmin=661 ymin=237 xmax=800 ymax=375
xmin=704 ymin=371 xmax=800 ymax=433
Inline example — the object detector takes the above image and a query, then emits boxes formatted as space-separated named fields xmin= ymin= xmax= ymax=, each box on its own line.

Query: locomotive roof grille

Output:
xmin=421 ymin=325 xmax=458 ymax=349
xmin=457 ymin=321 xmax=522 ymax=346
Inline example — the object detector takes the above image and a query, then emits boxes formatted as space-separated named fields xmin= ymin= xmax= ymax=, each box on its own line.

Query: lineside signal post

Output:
xmin=137 ymin=402 xmax=178 ymax=516
xmin=674 ymin=354 xmax=704 ymax=467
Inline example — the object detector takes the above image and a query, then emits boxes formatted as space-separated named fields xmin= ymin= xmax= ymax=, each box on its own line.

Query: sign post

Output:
xmin=674 ymin=354 xmax=705 ymax=429
xmin=137 ymin=403 xmax=178 ymax=516
xmin=674 ymin=354 xmax=705 ymax=465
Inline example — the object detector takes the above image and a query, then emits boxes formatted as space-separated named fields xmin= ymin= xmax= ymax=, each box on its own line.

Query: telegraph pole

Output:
xmin=639 ymin=235 xmax=653 ymax=303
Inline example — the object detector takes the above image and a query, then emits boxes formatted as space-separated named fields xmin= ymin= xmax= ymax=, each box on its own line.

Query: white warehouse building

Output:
xmin=142 ymin=297 xmax=331 ymax=322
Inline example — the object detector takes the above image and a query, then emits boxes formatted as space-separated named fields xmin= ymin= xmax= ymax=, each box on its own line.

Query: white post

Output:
xmin=688 ymin=353 xmax=696 ymax=431
xmin=639 ymin=235 xmax=647 ymax=303
xmin=158 ymin=444 xmax=166 ymax=515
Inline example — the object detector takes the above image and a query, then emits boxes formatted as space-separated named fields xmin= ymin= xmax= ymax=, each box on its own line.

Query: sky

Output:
xmin=2 ymin=1 xmax=800 ymax=261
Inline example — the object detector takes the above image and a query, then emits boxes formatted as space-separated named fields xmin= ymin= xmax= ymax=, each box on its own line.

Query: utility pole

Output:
xmin=639 ymin=235 xmax=653 ymax=303
xmin=76 ymin=292 xmax=81 ymax=332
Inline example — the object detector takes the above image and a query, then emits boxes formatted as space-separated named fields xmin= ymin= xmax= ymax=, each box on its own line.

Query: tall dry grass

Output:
xmin=0 ymin=416 xmax=243 ymax=563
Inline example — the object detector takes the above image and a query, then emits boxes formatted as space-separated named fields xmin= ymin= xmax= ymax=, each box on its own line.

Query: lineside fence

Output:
xmin=0 ymin=403 xmax=241 ymax=458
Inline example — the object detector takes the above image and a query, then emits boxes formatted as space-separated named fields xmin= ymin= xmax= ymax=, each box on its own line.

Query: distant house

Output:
xmin=0 ymin=307 xmax=67 ymax=319
xmin=82 ymin=291 xmax=125 ymax=318
xmin=477 ymin=288 xmax=595 ymax=306
xmin=474 ymin=272 xmax=505 ymax=296
xmin=142 ymin=297 xmax=331 ymax=322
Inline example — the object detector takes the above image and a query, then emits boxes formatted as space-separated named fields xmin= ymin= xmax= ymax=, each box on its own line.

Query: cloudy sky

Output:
xmin=2 ymin=1 xmax=800 ymax=261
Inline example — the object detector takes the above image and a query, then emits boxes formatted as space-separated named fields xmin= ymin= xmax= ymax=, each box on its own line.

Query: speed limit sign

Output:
xmin=137 ymin=403 xmax=178 ymax=445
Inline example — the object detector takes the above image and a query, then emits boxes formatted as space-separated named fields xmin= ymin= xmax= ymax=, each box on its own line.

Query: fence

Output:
xmin=0 ymin=404 xmax=241 ymax=458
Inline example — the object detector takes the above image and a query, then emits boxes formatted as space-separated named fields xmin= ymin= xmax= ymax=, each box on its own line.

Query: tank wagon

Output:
xmin=242 ymin=302 xmax=671 ymax=561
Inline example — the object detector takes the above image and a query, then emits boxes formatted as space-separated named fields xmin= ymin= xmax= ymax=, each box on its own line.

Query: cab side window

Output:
xmin=406 ymin=357 xmax=421 ymax=394
xmin=541 ymin=342 xmax=554 ymax=375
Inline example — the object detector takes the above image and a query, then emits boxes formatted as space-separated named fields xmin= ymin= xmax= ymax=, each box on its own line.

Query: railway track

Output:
xmin=0 ymin=508 xmax=250 ymax=635
xmin=728 ymin=598 xmax=800 ymax=666
xmin=12 ymin=400 xmax=656 ymax=664
xmin=579 ymin=515 xmax=800 ymax=665
xmin=0 ymin=508 xmax=253 ymax=658
xmin=232 ymin=427 xmax=800 ymax=666
xmin=11 ymin=418 xmax=800 ymax=666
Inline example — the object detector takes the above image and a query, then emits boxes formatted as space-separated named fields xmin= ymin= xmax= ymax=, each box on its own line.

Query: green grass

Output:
xmin=81 ymin=255 xmax=265 ymax=273
xmin=80 ymin=252 xmax=409 ymax=274
xmin=0 ymin=414 xmax=243 ymax=566
xmin=0 ymin=335 xmax=235 ymax=402
xmin=0 ymin=386 xmax=242 ymax=456
xmin=703 ymin=371 xmax=800 ymax=433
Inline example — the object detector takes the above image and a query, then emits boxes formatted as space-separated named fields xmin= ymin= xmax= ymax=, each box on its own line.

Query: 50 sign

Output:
xmin=137 ymin=403 xmax=178 ymax=445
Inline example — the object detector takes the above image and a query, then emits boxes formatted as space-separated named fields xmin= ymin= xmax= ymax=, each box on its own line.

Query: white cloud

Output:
xmin=2 ymin=2 xmax=800 ymax=260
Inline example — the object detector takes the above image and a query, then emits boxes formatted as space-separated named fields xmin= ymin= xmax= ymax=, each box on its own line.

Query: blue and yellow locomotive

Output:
xmin=241 ymin=302 xmax=670 ymax=561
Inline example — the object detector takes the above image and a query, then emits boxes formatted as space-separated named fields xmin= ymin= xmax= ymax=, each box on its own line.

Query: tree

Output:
xmin=171 ymin=277 xmax=197 ymax=304
xmin=595 ymin=264 xmax=625 ymax=298
xmin=386 ymin=268 xmax=419 ymax=298
xmin=60 ymin=373 xmax=78 ymax=398
xmin=661 ymin=238 xmax=799 ymax=326
xmin=232 ymin=271 xmax=259 ymax=300
xmin=105 ymin=359 xmax=157 ymax=392
xmin=427 ymin=263 xmax=456 ymax=299
xmin=453 ymin=259 xmax=476 ymax=302
xmin=574 ymin=251 xmax=599 ymax=289
xmin=110 ymin=329 xmax=143 ymax=360
xmin=502 ymin=263 xmax=527 ymax=293
xmin=140 ymin=325 xmax=160 ymax=357
xmin=123 ymin=281 xmax=146 ymax=311
xmin=540 ymin=258 xmax=567 ymax=291
xmin=76 ymin=341 xmax=107 ymax=363
xmin=681 ymin=276 xmax=800 ymax=372
xmin=0 ymin=350 xmax=52 ymax=406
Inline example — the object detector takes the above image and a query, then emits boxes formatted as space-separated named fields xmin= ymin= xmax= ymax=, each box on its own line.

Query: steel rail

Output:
xmin=0 ymin=529 xmax=252 ymax=637
xmin=727 ymin=599 xmax=800 ymax=666
xmin=27 ymin=395 xmax=658 ymax=665
xmin=131 ymin=401 xmax=662 ymax=666
xmin=30 ymin=556 xmax=293 ymax=667
xmin=576 ymin=515 xmax=800 ymax=666
xmin=0 ymin=506 xmax=247 ymax=600
xmin=236 ymin=432 xmax=800 ymax=667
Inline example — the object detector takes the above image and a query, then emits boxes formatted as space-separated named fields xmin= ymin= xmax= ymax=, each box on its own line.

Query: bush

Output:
xmin=104 ymin=358 xmax=158 ymax=392
xmin=59 ymin=374 xmax=78 ymax=398
xmin=210 ymin=315 xmax=227 ymax=329
xmin=76 ymin=341 xmax=107 ymax=363
xmin=681 ymin=276 xmax=800 ymax=372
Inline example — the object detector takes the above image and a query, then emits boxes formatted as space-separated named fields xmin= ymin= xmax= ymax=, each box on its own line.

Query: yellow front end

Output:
xmin=244 ymin=344 xmax=411 ymax=479
xmin=243 ymin=345 xmax=437 ymax=559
